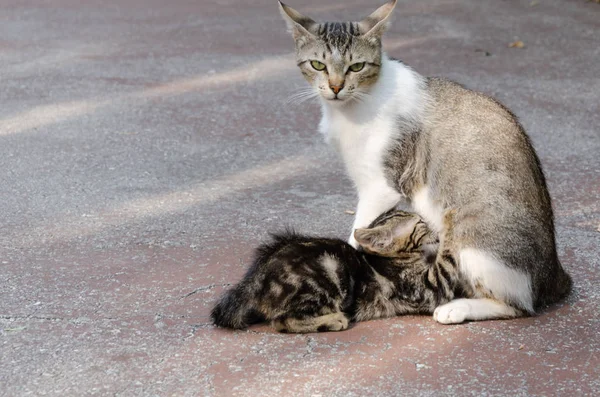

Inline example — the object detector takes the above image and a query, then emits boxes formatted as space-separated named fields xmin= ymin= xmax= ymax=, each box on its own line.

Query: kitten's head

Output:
xmin=279 ymin=1 xmax=396 ymax=105
xmin=354 ymin=209 xmax=434 ymax=257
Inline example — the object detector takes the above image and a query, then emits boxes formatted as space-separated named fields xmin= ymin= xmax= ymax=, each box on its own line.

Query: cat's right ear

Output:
xmin=278 ymin=2 xmax=317 ymax=44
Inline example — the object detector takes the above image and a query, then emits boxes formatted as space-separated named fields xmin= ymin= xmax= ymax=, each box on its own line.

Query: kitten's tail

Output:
xmin=211 ymin=281 xmax=262 ymax=329
xmin=211 ymin=230 xmax=299 ymax=329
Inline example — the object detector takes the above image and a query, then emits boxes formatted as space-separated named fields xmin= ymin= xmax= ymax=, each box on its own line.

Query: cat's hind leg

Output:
xmin=433 ymin=248 xmax=532 ymax=324
xmin=433 ymin=298 xmax=522 ymax=324
xmin=272 ymin=312 xmax=350 ymax=333
xmin=461 ymin=248 xmax=533 ymax=310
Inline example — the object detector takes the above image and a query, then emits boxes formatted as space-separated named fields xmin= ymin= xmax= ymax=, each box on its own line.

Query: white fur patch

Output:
xmin=411 ymin=186 xmax=443 ymax=233
xmin=433 ymin=298 xmax=521 ymax=324
xmin=459 ymin=248 xmax=533 ymax=312
xmin=320 ymin=254 xmax=340 ymax=288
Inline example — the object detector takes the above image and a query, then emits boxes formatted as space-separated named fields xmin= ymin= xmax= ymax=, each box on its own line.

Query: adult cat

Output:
xmin=278 ymin=0 xmax=571 ymax=323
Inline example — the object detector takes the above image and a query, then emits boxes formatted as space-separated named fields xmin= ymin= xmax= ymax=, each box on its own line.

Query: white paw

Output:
xmin=348 ymin=233 xmax=359 ymax=249
xmin=433 ymin=302 xmax=469 ymax=324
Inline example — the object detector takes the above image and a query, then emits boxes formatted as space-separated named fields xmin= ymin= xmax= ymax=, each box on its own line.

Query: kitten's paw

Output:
xmin=319 ymin=313 xmax=349 ymax=332
xmin=275 ymin=313 xmax=350 ymax=333
xmin=433 ymin=301 xmax=469 ymax=324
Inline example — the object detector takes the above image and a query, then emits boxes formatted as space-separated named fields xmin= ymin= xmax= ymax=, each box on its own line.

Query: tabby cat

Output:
xmin=212 ymin=210 xmax=464 ymax=333
xmin=278 ymin=0 xmax=571 ymax=324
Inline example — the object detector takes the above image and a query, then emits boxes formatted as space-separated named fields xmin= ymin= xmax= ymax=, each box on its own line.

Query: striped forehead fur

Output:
xmin=317 ymin=22 xmax=360 ymax=55
xmin=369 ymin=209 xmax=416 ymax=228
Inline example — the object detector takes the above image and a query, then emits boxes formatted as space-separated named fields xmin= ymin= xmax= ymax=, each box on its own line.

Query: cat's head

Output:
xmin=279 ymin=1 xmax=396 ymax=105
xmin=354 ymin=209 xmax=434 ymax=257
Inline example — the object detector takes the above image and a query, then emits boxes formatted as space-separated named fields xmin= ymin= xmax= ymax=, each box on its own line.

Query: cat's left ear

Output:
xmin=358 ymin=0 xmax=397 ymax=40
xmin=278 ymin=2 xmax=317 ymax=44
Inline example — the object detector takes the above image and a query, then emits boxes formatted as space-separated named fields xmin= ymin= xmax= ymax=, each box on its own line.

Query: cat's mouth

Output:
xmin=327 ymin=95 xmax=346 ymax=102
xmin=322 ymin=91 xmax=350 ymax=103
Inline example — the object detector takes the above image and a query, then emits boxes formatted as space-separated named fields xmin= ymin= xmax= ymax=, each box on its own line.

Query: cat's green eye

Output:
xmin=349 ymin=62 xmax=365 ymax=72
xmin=310 ymin=60 xmax=326 ymax=71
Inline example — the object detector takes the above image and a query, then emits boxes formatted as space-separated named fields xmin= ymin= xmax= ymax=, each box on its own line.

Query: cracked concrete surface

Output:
xmin=1 ymin=0 xmax=599 ymax=396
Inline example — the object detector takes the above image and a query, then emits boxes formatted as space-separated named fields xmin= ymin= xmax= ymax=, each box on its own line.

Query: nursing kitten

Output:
xmin=278 ymin=0 xmax=571 ymax=324
xmin=211 ymin=210 xmax=463 ymax=333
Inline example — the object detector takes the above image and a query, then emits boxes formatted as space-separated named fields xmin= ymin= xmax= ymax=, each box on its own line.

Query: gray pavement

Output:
xmin=1 ymin=0 xmax=599 ymax=396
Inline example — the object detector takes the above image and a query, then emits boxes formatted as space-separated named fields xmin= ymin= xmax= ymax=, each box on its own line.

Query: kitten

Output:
xmin=211 ymin=210 xmax=464 ymax=333
xmin=278 ymin=0 xmax=572 ymax=324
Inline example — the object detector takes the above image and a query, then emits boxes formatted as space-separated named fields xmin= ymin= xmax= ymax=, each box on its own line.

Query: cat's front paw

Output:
xmin=433 ymin=301 xmax=469 ymax=324
xmin=348 ymin=232 xmax=360 ymax=249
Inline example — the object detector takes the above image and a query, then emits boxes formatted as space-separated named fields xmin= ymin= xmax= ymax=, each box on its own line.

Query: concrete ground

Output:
xmin=1 ymin=0 xmax=599 ymax=395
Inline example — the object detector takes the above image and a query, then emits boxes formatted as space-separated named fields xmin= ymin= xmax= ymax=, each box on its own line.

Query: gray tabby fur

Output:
xmin=279 ymin=0 xmax=571 ymax=324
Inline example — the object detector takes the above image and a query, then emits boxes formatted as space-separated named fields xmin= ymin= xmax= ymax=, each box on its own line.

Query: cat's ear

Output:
xmin=358 ymin=0 xmax=397 ymax=40
xmin=278 ymin=2 xmax=317 ymax=43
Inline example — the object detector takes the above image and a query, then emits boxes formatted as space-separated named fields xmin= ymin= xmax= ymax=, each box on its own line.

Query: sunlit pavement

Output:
xmin=1 ymin=1 xmax=599 ymax=395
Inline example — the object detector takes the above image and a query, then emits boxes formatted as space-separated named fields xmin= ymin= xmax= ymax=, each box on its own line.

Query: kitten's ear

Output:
xmin=278 ymin=2 xmax=317 ymax=43
xmin=358 ymin=0 xmax=397 ymax=40
xmin=354 ymin=227 xmax=393 ymax=252
xmin=354 ymin=215 xmax=419 ymax=252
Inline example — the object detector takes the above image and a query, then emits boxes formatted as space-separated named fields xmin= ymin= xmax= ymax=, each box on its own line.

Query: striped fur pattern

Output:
xmin=211 ymin=210 xmax=465 ymax=333
xmin=279 ymin=1 xmax=392 ymax=104
xmin=316 ymin=22 xmax=361 ymax=56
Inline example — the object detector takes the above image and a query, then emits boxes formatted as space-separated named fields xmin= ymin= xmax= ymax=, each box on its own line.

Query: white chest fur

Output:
xmin=318 ymin=57 xmax=427 ymax=194
xmin=320 ymin=112 xmax=394 ymax=194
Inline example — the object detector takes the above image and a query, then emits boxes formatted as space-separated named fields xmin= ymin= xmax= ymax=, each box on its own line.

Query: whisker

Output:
xmin=286 ymin=92 xmax=315 ymax=103
xmin=285 ymin=95 xmax=314 ymax=105
xmin=285 ymin=89 xmax=315 ymax=101
xmin=284 ymin=89 xmax=320 ymax=107
xmin=351 ymin=91 xmax=372 ymax=104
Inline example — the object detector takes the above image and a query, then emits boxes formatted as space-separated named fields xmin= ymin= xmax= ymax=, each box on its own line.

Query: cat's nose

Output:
xmin=330 ymin=84 xmax=344 ymax=94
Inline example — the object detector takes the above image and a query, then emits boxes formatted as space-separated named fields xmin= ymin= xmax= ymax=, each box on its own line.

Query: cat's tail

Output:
xmin=536 ymin=260 xmax=573 ymax=308
xmin=211 ymin=281 xmax=262 ymax=329
xmin=553 ymin=263 xmax=573 ymax=302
